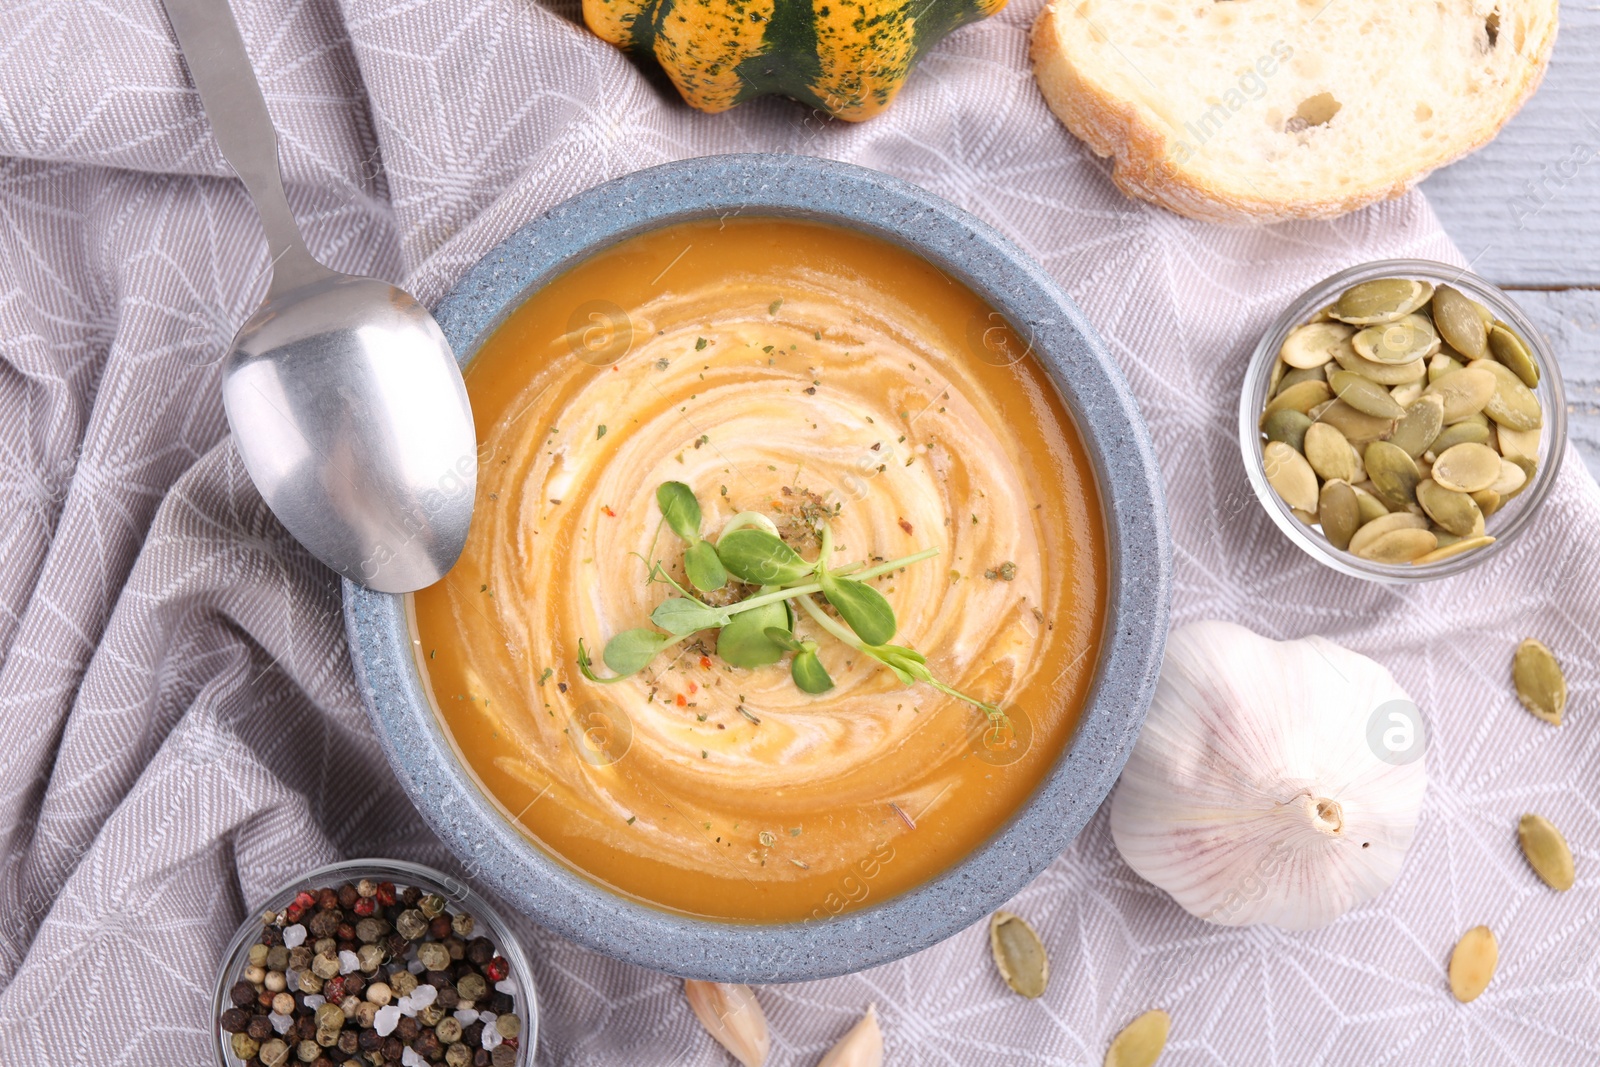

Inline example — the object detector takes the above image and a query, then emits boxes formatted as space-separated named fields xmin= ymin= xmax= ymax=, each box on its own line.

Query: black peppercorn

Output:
xmin=385 ymin=934 xmax=410 ymax=958
xmin=395 ymin=1016 xmax=420 ymax=1043
xmin=487 ymin=992 xmax=514 ymax=1016
xmin=308 ymin=910 xmax=342 ymax=939
xmin=382 ymin=1036 xmax=403 ymax=1062
xmin=428 ymin=915 xmax=453 ymax=940
xmin=259 ymin=925 xmax=282 ymax=947
xmin=489 ymin=1046 xmax=514 ymax=1067
xmin=337 ymin=883 xmax=360 ymax=909
xmin=336 ymin=1029 xmax=359 ymax=1055
xmin=460 ymin=1022 xmax=484 ymax=1048
xmin=342 ymin=973 xmax=365 ymax=998
xmin=425 ymin=970 xmax=452 ymax=989
xmin=464 ymin=938 xmax=494 ymax=967
xmin=247 ymin=1015 xmax=274 ymax=1041
xmin=473 ymin=1050 xmax=491 ymax=1067
xmin=436 ymin=986 xmax=459 ymax=1011
xmin=413 ymin=1030 xmax=442 ymax=1059
xmin=317 ymin=888 xmax=339 ymax=911
xmin=221 ymin=1008 xmax=251 ymax=1033
xmin=400 ymin=886 xmax=422 ymax=907
xmin=231 ymin=981 xmax=258 ymax=1009
xmin=356 ymin=1029 xmax=382 ymax=1053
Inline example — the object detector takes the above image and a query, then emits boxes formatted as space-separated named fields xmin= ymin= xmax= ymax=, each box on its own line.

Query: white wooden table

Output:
xmin=1418 ymin=0 xmax=1600 ymax=476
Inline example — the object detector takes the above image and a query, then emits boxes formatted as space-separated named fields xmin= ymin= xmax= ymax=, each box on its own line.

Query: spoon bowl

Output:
xmin=224 ymin=274 xmax=476 ymax=592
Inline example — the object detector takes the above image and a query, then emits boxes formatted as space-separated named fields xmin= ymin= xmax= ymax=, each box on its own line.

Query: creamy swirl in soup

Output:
xmin=411 ymin=218 xmax=1105 ymax=921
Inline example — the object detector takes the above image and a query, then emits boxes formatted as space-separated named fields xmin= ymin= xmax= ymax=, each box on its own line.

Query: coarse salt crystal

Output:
xmin=477 ymin=1012 xmax=496 ymax=1030
xmin=281 ymin=924 xmax=307 ymax=949
xmin=374 ymin=1005 xmax=402 ymax=1037
xmin=268 ymin=1012 xmax=292 ymax=1035
xmin=453 ymin=1009 xmax=480 ymax=1026
xmin=302 ymin=995 xmax=325 ymax=1011
xmin=407 ymin=958 xmax=426 ymax=974
xmin=482 ymin=1025 xmax=503 ymax=1051
xmin=338 ymin=950 xmax=359 ymax=975
xmin=285 ymin=969 xmax=300 ymax=992
xmin=401 ymin=1048 xmax=425 ymax=1067
xmin=494 ymin=979 xmax=518 ymax=995
xmin=397 ymin=995 xmax=417 ymax=1018
xmin=410 ymin=984 xmax=437 ymax=1009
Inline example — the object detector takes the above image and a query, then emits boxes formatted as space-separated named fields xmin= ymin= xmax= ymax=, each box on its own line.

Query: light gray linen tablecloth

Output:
xmin=1 ymin=0 xmax=1597 ymax=1062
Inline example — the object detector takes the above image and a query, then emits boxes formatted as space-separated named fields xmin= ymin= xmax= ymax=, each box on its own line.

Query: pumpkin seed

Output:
xmin=1412 ymin=535 xmax=1494 ymax=564
xmin=989 ymin=912 xmax=1048 ymax=998
xmin=1385 ymin=394 xmax=1445 ymax=458
xmin=1276 ymin=364 xmax=1333 ymax=395
xmin=1495 ymin=424 xmax=1541 ymax=463
xmin=1263 ymin=441 xmax=1319 ymax=512
xmin=1331 ymin=339 xmax=1427 ymax=385
xmin=1329 ymin=369 xmax=1406 ymax=419
xmin=1261 ymin=379 xmax=1333 ymax=424
xmin=1262 ymin=409 xmax=1313 ymax=453
xmin=1268 ymin=357 xmax=1286 ymax=396
xmin=1449 ymin=926 xmax=1498 ymax=1003
xmin=1291 ymin=507 xmax=1318 ymax=525
xmin=1390 ymin=378 xmax=1426 ymax=407
xmin=1416 ymin=478 xmax=1484 ymax=537
xmin=1319 ymin=480 xmax=1361 ymax=551
xmin=1427 ymin=352 xmax=1464 ymax=384
xmin=1352 ymin=484 xmax=1390 ymax=523
xmin=1430 ymin=421 xmax=1491 ymax=454
xmin=1280 ymin=321 xmax=1356 ymax=369
xmin=1431 ymin=442 xmax=1502 ymax=493
xmin=1347 ymin=511 xmax=1429 ymax=556
xmin=1316 ymin=400 xmax=1397 ymax=444
xmin=1104 ymin=1010 xmax=1171 ymax=1067
xmin=1490 ymin=457 xmax=1529 ymax=497
xmin=1304 ymin=423 xmax=1358 ymax=482
xmin=1517 ymin=813 xmax=1575 ymax=891
xmin=1422 ymin=367 xmax=1496 ymax=422
xmin=1364 ymin=441 xmax=1422 ymax=509
xmin=1431 ymin=285 xmax=1489 ymax=359
xmin=1352 ymin=526 xmax=1437 ymax=563
xmin=1470 ymin=488 xmax=1501 ymax=517
xmin=1487 ymin=321 xmax=1539 ymax=387
xmin=1309 ymin=303 xmax=1338 ymax=322
xmin=1512 ymin=638 xmax=1566 ymax=726
xmin=1352 ymin=314 xmax=1440 ymax=365
xmin=1468 ymin=359 xmax=1542 ymax=432
xmin=1333 ymin=278 xmax=1432 ymax=325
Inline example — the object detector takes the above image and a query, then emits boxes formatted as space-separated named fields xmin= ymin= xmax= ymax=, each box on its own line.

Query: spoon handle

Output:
xmin=158 ymin=0 xmax=333 ymax=296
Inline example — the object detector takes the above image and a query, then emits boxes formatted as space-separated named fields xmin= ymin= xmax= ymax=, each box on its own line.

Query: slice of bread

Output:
xmin=1031 ymin=0 xmax=1558 ymax=222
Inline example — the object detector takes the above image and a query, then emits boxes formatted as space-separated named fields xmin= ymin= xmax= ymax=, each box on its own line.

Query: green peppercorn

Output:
xmin=490 ymin=1045 xmax=515 ymax=1067
xmin=416 ymin=942 xmax=450 ymax=971
xmin=356 ymin=944 xmax=385 ymax=973
xmin=455 ymin=973 xmax=487 ymax=1003
xmin=296 ymin=1039 xmax=321 ymax=1063
xmin=310 ymin=951 xmax=341 ymax=980
xmin=418 ymin=1003 xmax=445 ymax=1028
xmin=258 ymin=1038 xmax=290 ymax=1067
xmin=390 ymin=970 xmax=419 ymax=997
xmin=445 ymin=1042 xmax=472 ymax=1067
xmin=230 ymin=1032 xmax=260 ymax=1060
xmin=266 ymin=945 xmax=290 ymax=971
xmin=418 ymin=893 xmax=446 ymax=918
xmin=435 ymin=1018 xmax=463 ymax=1044
xmin=354 ymin=918 xmax=386 ymax=944
xmin=395 ymin=909 xmax=428 ymax=940
xmin=450 ymin=912 xmax=475 ymax=938
xmin=288 ymin=945 xmax=313 ymax=971
xmin=248 ymin=943 xmax=270 ymax=967
xmin=496 ymin=1013 xmax=521 ymax=1038
xmin=297 ymin=970 xmax=324 ymax=995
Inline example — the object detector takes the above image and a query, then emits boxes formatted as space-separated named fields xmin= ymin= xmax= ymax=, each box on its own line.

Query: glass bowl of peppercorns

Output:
xmin=212 ymin=859 xmax=538 ymax=1067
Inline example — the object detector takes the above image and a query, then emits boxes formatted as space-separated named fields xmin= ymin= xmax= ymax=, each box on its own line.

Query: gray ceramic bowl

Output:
xmin=343 ymin=154 xmax=1171 ymax=983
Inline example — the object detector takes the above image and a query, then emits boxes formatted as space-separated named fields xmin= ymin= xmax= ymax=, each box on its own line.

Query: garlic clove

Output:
xmin=1110 ymin=620 xmax=1428 ymax=930
xmin=684 ymin=980 xmax=770 ymax=1066
xmin=817 ymin=1005 xmax=883 ymax=1067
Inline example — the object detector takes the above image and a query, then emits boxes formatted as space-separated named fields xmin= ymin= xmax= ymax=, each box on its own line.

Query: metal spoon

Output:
xmin=159 ymin=0 xmax=475 ymax=593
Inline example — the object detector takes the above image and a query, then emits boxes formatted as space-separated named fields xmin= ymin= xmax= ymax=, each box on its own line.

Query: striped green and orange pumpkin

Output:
xmin=584 ymin=0 xmax=1006 ymax=121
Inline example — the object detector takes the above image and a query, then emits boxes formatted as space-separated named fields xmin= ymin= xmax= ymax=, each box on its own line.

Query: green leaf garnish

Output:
xmin=656 ymin=481 xmax=702 ymax=543
xmin=791 ymin=648 xmax=834 ymax=694
xmin=579 ymin=634 xmax=670 ymax=684
xmin=716 ymin=529 xmax=814 ymax=585
xmin=716 ymin=598 xmax=789 ymax=668
xmin=650 ymin=597 xmax=730 ymax=635
xmin=763 ymin=627 xmax=807 ymax=653
xmin=819 ymin=569 xmax=896 ymax=646
xmin=684 ymin=540 xmax=728 ymax=592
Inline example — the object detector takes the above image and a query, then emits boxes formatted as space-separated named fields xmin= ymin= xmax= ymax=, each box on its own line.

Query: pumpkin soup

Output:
xmin=411 ymin=217 xmax=1105 ymax=922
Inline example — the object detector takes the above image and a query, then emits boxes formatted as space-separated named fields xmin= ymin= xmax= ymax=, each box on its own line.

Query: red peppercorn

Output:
xmin=324 ymin=976 xmax=346 ymax=1003
xmin=286 ymin=903 xmax=306 ymax=924
xmin=294 ymin=890 xmax=316 ymax=911
xmin=484 ymin=956 xmax=509 ymax=982
xmin=336 ymin=922 xmax=356 ymax=941
xmin=352 ymin=897 xmax=376 ymax=917
xmin=375 ymin=882 xmax=396 ymax=907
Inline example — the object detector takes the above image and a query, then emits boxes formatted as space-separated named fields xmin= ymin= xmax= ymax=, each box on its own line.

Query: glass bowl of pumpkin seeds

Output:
xmin=1240 ymin=260 xmax=1566 ymax=581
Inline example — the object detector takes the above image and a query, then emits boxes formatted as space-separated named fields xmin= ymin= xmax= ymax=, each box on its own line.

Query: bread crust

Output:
xmin=1029 ymin=1 xmax=1559 ymax=223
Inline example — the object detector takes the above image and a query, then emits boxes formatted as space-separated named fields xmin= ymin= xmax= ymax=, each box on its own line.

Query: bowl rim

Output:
xmin=343 ymin=153 xmax=1172 ymax=982
xmin=210 ymin=857 xmax=539 ymax=1066
xmin=1238 ymin=258 xmax=1567 ymax=582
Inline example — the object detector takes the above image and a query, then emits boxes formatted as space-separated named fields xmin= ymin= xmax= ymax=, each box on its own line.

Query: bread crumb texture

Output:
xmin=1031 ymin=0 xmax=1559 ymax=222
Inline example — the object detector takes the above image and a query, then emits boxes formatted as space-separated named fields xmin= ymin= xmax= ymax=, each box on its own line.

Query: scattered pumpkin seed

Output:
xmin=1347 ymin=512 xmax=1429 ymax=556
xmin=1512 ymin=638 xmax=1566 ymax=725
xmin=1390 ymin=378 xmax=1426 ymax=407
xmin=1352 ymin=484 xmax=1390 ymax=524
xmin=1104 ymin=1010 xmax=1170 ymax=1067
xmin=1469 ymin=359 xmax=1542 ymax=432
xmin=1427 ymin=352 xmax=1465 ymax=384
xmin=1495 ymin=424 xmax=1540 ymax=462
xmin=1487 ymin=321 xmax=1539 ymax=387
xmin=1332 ymin=341 xmax=1428 ymax=385
xmin=1319 ymin=480 xmax=1361 ymax=551
xmin=1304 ymin=423 xmax=1358 ymax=483
xmin=1317 ymin=400 xmax=1397 ymax=443
xmin=1276 ymin=364 xmax=1333 ymax=395
xmin=1364 ymin=441 xmax=1422 ymax=510
xmin=1517 ymin=813 xmax=1575 ymax=891
xmin=1263 ymin=410 xmax=1313 ymax=452
xmin=1352 ymin=526 xmax=1437 ymax=563
xmin=1352 ymin=313 xmax=1440 ymax=365
xmin=1470 ymin=488 xmax=1501 ymax=517
xmin=1261 ymin=379 xmax=1333 ymax=424
xmin=1422 ymin=367 xmax=1496 ymax=422
xmin=1429 ymin=420 xmax=1491 ymax=455
xmin=989 ymin=912 xmax=1048 ymax=999
xmin=1333 ymin=278 xmax=1432 ymax=325
xmin=1280 ymin=321 xmax=1355 ymax=369
xmin=1449 ymin=926 xmax=1498 ymax=1003
xmin=1386 ymin=395 xmax=1445 ymax=458
xmin=1329 ymin=369 xmax=1407 ymax=419
xmin=1416 ymin=479 xmax=1484 ymax=537
xmin=1490 ymin=457 xmax=1529 ymax=497
xmin=1432 ymin=284 xmax=1489 ymax=359
xmin=1263 ymin=441 xmax=1319 ymax=512
xmin=1411 ymin=535 xmax=1494 ymax=564
xmin=1432 ymin=443 xmax=1502 ymax=493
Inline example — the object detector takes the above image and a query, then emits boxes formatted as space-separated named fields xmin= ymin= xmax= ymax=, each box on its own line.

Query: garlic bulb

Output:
xmin=1110 ymin=620 xmax=1427 ymax=929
